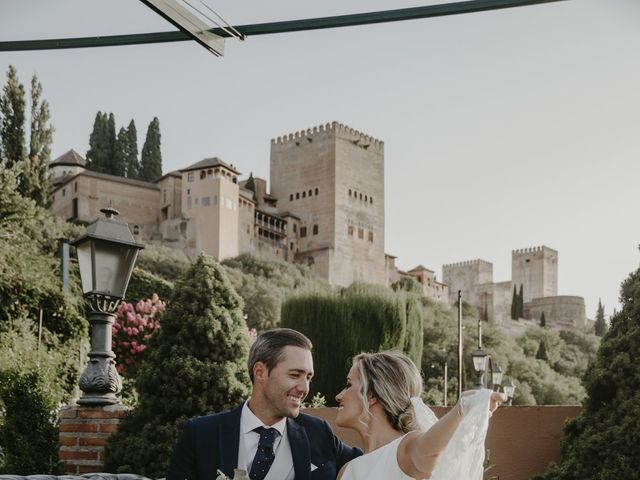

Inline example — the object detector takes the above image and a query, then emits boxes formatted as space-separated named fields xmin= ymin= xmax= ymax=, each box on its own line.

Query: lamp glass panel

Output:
xmin=93 ymin=239 xmax=137 ymax=297
xmin=472 ymin=353 xmax=486 ymax=372
xmin=492 ymin=368 xmax=503 ymax=386
xmin=75 ymin=239 xmax=94 ymax=294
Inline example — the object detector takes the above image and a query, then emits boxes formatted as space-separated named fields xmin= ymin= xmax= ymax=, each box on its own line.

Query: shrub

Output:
xmin=112 ymin=294 xmax=165 ymax=378
xmin=104 ymin=253 xmax=251 ymax=478
xmin=125 ymin=267 xmax=173 ymax=304
xmin=222 ymin=253 xmax=327 ymax=332
xmin=0 ymin=368 xmax=62 ymax=474
xmin=281 ymin=283 xmax=423 ymax=404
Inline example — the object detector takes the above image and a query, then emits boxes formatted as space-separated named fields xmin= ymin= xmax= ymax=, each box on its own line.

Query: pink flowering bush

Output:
xmin=112 ymin=293 xmax=165 ymax=377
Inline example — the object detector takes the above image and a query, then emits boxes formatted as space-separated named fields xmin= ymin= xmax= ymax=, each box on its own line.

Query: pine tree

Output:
xmin=245 ymin=172 xmax=256 ymax=200
xmin=139 ymin=117 xmax=162 ymax=181
xmin=540 ymin=311 xmax=546 ymax=328
xmin=511 ymin=284 xmax=518 ymax=320
xmin=594 ymin=298 xmax=607 ymax=337
xmin=533 ymin=265 xmax=640 ymax=479
xmin=124 ymin=120 xmax=139 ymax=179
xmin=0 ymin=65 xmax=26 ymax=169
xmin=104 ymin=254 xmax=251 ymax=478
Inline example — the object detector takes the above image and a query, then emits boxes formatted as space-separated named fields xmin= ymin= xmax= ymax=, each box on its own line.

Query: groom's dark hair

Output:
xmin=248 ymin=328 xmax=313 ymax=383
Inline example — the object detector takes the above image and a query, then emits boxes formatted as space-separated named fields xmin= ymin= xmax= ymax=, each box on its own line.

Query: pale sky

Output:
xmin=2 ymin=0 xmax=639 ymax=318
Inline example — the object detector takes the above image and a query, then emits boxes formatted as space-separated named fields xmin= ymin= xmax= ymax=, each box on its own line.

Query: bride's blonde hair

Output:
xmin=352 ymin=351 xmax=424 ymax=433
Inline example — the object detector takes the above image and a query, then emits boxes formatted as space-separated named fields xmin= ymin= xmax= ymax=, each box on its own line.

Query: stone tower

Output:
xmin=442 ymin=259 xmax=493 ymax=305
xmin=270 ymin=121 xmax=386 ymax=286
xmin=180 ymin=158 xmax=240 ymax=260
xmin=511 ymin=246 xmax=558 ymax=303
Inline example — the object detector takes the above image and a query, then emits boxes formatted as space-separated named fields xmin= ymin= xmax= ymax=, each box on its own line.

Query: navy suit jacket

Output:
xmin=166 ymin=405 xmax=362 ymax=480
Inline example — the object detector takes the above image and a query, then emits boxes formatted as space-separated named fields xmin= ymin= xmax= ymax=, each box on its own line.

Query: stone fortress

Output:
xmin=49 ymin=121 xmax=585 ymax=329
xmin=443 ymin=247 xmax=586 ymax=329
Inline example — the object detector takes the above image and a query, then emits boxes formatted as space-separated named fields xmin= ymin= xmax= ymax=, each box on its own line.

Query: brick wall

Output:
xmin=58 ymin=404 xmax=130 ymax=474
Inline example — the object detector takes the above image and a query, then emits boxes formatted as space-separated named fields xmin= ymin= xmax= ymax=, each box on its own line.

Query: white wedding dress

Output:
xmin=341 ymin=389 xmax=493 ymax=480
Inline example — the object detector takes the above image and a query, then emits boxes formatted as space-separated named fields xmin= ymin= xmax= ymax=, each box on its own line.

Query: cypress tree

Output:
xmin=105 ymin=112 xmax=117 ymax=175
xmin=533 ymin=265 xmax=640 ymax=479
xmin=124 ymin=119 xmax=139 ymax=179
xmin=536 ymin=340 xmax=548 ymax=360
xmin=113 ymin=127 xmax=128 ymax=178
xmin=0 ymin=65 xmax=26 ymax=169
xmin=518 ymin=284 xmax=525 ymax=319
xmin=104 ymin=254 xmax=250 ymax=478
xmin=24 ymin=74 xmax=53 ymax=207
xmin=540 ymin=311 xmax=547 ymax=328
xmin=139 ymin=117 xmax=162 ymax=181
xmin=86 ymin=112 xmax=107 ymax=173
xmin=511 ymin=284 xmax=518 ymax=320
xmin=594 ymin=298 xmax=607 ymax=337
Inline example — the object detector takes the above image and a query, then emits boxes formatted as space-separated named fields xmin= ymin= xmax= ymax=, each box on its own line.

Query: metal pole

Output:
xmin=457 ymin=290 xmax=463 ymax=399
xmin=444 ymin=361 xmax=448 ymax=407
xmin=59 ymin=239 xmax=69 ymax=293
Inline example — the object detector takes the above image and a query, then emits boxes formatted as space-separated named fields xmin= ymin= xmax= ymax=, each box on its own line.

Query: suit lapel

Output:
xmin=218 ymin=405 xmax=243 ymax=477
xmin=287 ymin=418 xmax=310 ymax=480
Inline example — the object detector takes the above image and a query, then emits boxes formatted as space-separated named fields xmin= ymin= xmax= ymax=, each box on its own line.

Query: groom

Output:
xmin=167 ymin=328 xmax=362 ymax=480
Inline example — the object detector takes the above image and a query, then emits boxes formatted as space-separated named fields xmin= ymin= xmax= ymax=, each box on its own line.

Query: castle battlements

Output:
xmin=271 ymin=121 xmax=384 ymax=151
xmin=512 ymin=246 xmax=556 ymax=255
xmin=442 ymin=259 xmax=492 ymax=268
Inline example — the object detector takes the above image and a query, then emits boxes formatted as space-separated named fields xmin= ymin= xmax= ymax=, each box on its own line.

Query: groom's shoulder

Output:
xmin=186 ymin=404 xmax=243 ymax=429
xmin=292 ymin=410 xmax=333 ymax=432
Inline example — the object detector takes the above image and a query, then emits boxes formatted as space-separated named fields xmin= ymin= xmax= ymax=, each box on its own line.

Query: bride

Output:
xmin=335 ymin=351 xmax=505 ymax=480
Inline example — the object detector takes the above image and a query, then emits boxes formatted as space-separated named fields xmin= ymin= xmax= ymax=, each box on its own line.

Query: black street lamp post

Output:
xmin=71 ymin=205 xmax=144 ymax=406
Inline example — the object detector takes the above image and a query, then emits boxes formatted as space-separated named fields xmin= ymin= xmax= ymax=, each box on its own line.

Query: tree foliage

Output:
xmin=139 ymin=117 xmax=162 ymax=181
xmin=0 ymin=66 xmax=53 ymax=207
xmin=594 ymin=298 xmax=607 ymax=337
xmin=533 ymin=266 xmax=640 ymax=479
xmin=104 ymin=254 xmax=251 ymax=478
xmin=421 ymin=297 xmax=599 ymax=406
xmin=281 ymin=283 xmax=423 ymax=404
xmin=222 ymin=253 xmax=326 ymax=332
xmin=540 ymin=310 xmax=546 ymax=328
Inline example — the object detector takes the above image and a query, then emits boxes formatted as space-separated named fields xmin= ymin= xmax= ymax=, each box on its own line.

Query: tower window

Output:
xmin=293 ymin=224 xmax=297 ymax=233
xmin=315 ymin=188 xmax=319 ymax=195
xmin=296 ymin=193 xmax=300 ymax=199
xmin=348 ymin=225 xmax=354 ymax=236
xmin=368 ymin=231 xmax=373 ymax=242
xmin=313 ymin=225 xmax=318 ymax=235
xmin=200 ymin=170 xmax=206 ymax=180
xmin=358 ymin=228 xmax=364 ymax=239
xmin=300 ymin=227 xmax=307 ymax=237
xmin=187 ymin=172 xmax=194 ymax=182
xmin=349 ymin=189 xmax=352 ymax=196
xmin=370 ymin=197 xmax=373 ymax=204
xmin=302 ymin=191 xmax=306 ymax=198
xmin=290 ymin=194 xmax=293 ymax=201
xmin=308 ymin=189 xmax=312 ymax=197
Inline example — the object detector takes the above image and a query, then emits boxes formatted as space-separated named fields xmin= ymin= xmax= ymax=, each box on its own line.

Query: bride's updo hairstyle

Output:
xmin=352 ymin=351 xmax=423 ymax=433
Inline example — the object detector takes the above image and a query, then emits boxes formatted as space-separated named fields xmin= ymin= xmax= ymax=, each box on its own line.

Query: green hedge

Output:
xmin=125 ymin=267 xmax=173 ymax=304
xmin=281 ymin=283 xmax=423 ymax=404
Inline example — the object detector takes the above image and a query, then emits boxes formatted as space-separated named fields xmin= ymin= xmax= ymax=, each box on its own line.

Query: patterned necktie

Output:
xmin=249 ymin=426 xmax=278 ymax=480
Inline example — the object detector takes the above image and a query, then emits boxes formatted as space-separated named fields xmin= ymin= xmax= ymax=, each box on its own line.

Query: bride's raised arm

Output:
xmin=396 ymin=391 xmax=504 ymax=479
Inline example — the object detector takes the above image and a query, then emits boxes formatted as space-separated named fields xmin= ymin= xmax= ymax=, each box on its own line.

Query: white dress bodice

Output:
xmin=341 ymin=436 xmax=413 ymax=480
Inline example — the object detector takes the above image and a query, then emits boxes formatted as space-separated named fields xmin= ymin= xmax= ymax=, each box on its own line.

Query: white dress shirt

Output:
xmin=237 ymin=401 xmax=295 ymax=480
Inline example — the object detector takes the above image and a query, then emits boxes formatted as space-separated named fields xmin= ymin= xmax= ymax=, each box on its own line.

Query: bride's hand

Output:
xmin=489 ymin=392 xmax=507 ymax=415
